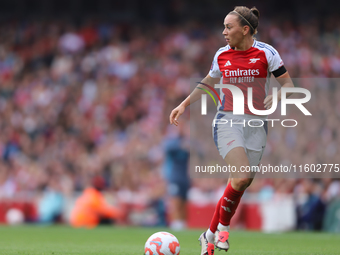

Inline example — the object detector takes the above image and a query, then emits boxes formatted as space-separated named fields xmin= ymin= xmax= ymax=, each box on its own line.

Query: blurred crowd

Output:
xmin=0 ymin=16 xmax=340 ymax=229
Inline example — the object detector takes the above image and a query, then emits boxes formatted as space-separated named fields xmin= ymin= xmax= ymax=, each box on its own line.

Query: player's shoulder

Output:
xmin=214 ymin=45 xmax=232 ymax=57
xmin=253 ymin=40 xmax=278 ymax=56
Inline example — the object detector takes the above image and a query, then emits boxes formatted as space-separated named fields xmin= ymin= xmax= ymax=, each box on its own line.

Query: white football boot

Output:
xmin=198 ymin=232 xmax=215 ymax=255
xmin=214 ymin=225 xmax=230 ymax=252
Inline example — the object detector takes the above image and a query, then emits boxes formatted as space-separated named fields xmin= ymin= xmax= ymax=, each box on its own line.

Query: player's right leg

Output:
xmin=208 ymin=113 xmax=247 ymax=252
xmin=198 ymin=231 xmax=215 ymax=255
xmin=215 ymin=147 xmax=254 ymax=251
xmin=199 ymin=196 xmax=224 ymax=255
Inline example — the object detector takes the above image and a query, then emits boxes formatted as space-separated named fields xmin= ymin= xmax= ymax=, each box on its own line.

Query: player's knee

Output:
xmin=232 ymin=178 xmax=252 ymax=191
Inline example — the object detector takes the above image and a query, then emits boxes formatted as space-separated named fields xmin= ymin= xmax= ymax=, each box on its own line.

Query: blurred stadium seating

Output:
xmin=0 ymin=0 xmax=339 ymax=231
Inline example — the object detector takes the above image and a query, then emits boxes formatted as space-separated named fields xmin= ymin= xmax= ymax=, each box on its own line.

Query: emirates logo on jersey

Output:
xmin=224 ymin=68 xmax=260 ymax=77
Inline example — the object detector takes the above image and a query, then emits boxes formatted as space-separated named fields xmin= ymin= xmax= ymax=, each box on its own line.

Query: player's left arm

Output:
xmin=264 ymin=70 xmax=294 ymax=110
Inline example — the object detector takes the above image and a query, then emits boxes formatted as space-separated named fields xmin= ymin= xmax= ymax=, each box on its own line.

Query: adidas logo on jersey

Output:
xmin=249 ymin=58 xmax=260 ymax=63
xmin=224 ymin=60 xmax=231 ymax=66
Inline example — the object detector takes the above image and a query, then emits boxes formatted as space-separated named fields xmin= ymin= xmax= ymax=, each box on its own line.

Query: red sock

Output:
xmin=219 ymin=182 xmax=244 ymax=226
xmin=209 ymin=197 xmax=222 ymax=233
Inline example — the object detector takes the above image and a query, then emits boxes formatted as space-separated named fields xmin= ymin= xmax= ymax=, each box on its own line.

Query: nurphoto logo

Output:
xmin=199 ymin=82 xmax=312 ymax=127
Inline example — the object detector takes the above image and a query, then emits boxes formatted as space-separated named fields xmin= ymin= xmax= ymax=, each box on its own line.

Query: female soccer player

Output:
xmin=169 ymin=6 xmax=294 ymax=254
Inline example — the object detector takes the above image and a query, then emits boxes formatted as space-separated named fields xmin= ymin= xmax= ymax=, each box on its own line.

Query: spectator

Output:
xmin=38 ymin=177 xmax=64 ymax=224
xmin=70 ymin=176 xmax=120 ymax=228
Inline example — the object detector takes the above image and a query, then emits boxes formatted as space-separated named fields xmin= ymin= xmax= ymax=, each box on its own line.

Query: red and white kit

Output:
xmin=209 ymin=39 xmax=284 ymax=163
xmin=209 ymin=39 xmax=284 ymax=114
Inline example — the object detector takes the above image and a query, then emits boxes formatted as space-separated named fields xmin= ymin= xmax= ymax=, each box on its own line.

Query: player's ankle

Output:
xmin=217 ymin=222 xmax=230 ymax=232
xmin=206 ymin=229 xmax=215 ymax=243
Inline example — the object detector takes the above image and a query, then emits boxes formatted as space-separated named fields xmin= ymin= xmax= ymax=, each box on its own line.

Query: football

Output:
xmin=144 ymin=231 xmax=180 ymax=255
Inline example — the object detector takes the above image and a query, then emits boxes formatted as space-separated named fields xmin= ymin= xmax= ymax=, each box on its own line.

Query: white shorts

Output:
xmin=212 ymin=111 xmax=267 ymax=167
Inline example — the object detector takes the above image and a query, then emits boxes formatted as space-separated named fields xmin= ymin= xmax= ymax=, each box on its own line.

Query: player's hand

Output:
xmin=169 ymin=105 xmax=185 ymax=126
xmin=263 ymin=95 xmax=273 ymax=109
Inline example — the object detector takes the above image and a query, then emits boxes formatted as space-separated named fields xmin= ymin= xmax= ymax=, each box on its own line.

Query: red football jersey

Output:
xmin=209 ymin=40 xmax=284 ymax=115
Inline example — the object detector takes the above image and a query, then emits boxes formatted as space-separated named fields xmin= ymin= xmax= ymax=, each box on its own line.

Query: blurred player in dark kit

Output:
xmin=163 ymin=122 xmax=190 ymax=231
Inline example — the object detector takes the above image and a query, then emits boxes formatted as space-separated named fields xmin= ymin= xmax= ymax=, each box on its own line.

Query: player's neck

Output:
xmin=234 ymin=38 xmax=254 ymax=51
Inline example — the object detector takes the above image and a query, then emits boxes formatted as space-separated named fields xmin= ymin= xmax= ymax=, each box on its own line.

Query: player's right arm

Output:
xmin=169 ymin=74 xmax=220 ymax=126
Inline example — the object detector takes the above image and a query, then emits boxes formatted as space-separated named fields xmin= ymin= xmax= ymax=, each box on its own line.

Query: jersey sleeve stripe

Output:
xmin=256 ymin=42 xmax=276 ymax=55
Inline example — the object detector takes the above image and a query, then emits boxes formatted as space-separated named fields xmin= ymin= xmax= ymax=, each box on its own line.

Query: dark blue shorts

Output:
xmin=167 ymin=181 xmax=190 ymax=200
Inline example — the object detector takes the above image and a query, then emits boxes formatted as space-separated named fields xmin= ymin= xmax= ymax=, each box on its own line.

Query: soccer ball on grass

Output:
xmin=144 ymin=231 xmax=180 ymax=255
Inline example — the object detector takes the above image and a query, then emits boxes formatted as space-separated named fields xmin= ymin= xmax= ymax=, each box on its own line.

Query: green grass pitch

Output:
xmin=0 ymin=225 xmax=339 ymax=254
